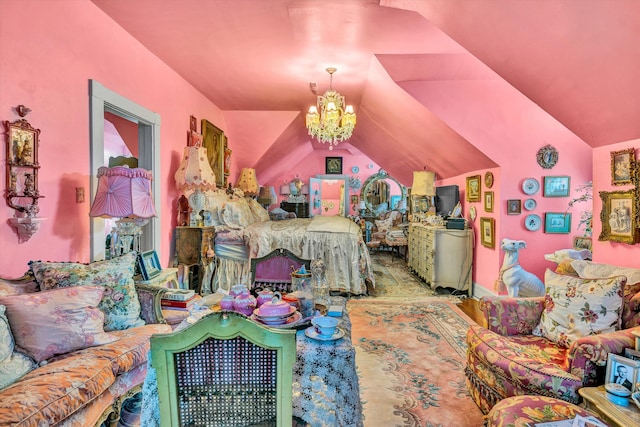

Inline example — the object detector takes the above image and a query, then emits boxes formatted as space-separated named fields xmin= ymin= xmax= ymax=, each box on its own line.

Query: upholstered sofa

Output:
xmin=465 ymin=260 xmax=640 ymax=414
xmin=0 ymin=252 xmax=172 ymax=427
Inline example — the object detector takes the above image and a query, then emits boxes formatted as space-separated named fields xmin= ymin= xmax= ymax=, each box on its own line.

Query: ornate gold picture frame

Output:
xmin=611 ymin=148 xmax=635 ymax=186
xmin=484 ymin=191 xmax=493 ymax=213
xmin=466 ymin=175 xmax=481 ymax=202
xmin=201 ymin=119 xmax=226 ymax=188
xmin=480 ymin=217 xmax=495 ymax=248
xmin=599 ymin=189 xmax=639 ymax=244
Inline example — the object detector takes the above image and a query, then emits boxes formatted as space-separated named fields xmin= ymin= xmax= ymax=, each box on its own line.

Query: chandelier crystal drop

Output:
xmin=305 ymin=67 xmax=356 ymax=150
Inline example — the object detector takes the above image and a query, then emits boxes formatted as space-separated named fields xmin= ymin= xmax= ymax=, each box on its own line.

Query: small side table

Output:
xmin=579 ymin=385 xmax=640 ymax=427
xmin=134 ymin=267 xmax=180 ymax=289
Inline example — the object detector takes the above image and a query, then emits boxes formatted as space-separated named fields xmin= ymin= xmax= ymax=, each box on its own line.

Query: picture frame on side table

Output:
xmin=611 ymin=148 xmax=635 ymax=186
xmin=137 ymin=250 xmax=161 ymax=280
xmin=573 ymin=236 xmax=592 ymax=251
xmin=544 ymin=212 xmax=571 ymax=234
xmin=201 ymin=119 xmax=226 ymax=188
xmin=325 ymin=156 xmax=343 ymax=174
xmin=484 ymin=191 xmax=494 ymax=212
xmin=507 ymin=199 xmax=521 ymax=215
xmin=480 ymin=217 xmax=495 ymax=248
xmin=543 ymin=176 xmax=570 ymax=197
xmin=599 ymin=189 xmax=639 ymax=244
xmin=605 ymin=353 xmax=640 ymax=392
xmin=466 ymin=175 xmax=481 ymax=202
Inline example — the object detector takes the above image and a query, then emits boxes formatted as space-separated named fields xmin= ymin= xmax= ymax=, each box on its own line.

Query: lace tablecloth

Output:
xmin=141 ymin=296 xmax=363 ymax=427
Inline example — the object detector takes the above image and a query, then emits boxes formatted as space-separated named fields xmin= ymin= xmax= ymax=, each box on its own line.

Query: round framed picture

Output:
xmin=524 ymin=198 xmax=537 ymax=211
xmin=485 ymin=171 xmax=494 ymax=189
xmin=522 ymin=178 xmax=540 ymax=195
xmin=524 ymin=214 xmax=542 ymax=231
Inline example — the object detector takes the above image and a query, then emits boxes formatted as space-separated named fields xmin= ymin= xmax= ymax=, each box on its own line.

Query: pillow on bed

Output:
xmin=0 ymin=305 xmax=35 ymax=389
xmin=208 ymin=191 xmax=229 ymax=226
xmin=246 ymin=197 xmax=270 ymax=222
xmin=220 ymin=198 xmax=255 ymax=229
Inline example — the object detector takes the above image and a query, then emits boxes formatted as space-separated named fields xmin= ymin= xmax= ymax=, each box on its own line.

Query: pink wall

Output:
xmin=0 ymin=0 xmax=223 ymax=276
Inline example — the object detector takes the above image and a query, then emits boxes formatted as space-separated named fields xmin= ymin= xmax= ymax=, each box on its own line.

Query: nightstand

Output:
xmin=280 ymin=201 xmax=309 ymax=218
xmin=579 ymin=385 xmax=640 ymax=427
xmin=134 ymin=267 xmax=180 ymax=289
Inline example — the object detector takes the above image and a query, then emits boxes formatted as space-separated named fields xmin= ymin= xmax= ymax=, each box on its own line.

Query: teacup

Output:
xmin=311 ymin=316 xmax=339 ymax=338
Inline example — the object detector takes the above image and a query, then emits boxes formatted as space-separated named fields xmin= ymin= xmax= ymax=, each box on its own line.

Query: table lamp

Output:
xmin=174 ymin=146 xmax=217 ymax=225
xmin=411 ymin=170 xmax=435 ymax=213
xmin=89 ymin=165 xmax=157 ymax=257
xmin=236 ymin=168 xmax=259 ymax=197
xmin=257 ymin=185 xmax=278 ymax=209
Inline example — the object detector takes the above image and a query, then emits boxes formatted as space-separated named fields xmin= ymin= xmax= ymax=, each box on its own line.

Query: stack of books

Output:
xmin=161 ymin=289 xmax=197 ymax=311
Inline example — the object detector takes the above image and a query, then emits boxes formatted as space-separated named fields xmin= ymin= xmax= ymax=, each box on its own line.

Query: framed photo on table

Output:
xmin=137 ymin=250 xmax=161 ymax=280
xmin=480 ymin=217 xmax=495 ymax=248
xmin=543 ymin=176 xmax=570 ymax=197
xmin=605 ymin=353 xmax=640 ymax=392
xmin=599 ymin=189 xmax=639 ymax=244
xmin=611 ymin=148 xmax=635 ymax=186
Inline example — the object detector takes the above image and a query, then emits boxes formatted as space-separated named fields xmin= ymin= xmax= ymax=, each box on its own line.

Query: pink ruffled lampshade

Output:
xmin=174 ymin=146 xmax=217 ymax=192
xmin=89 ymin=166 xmax=157 ymax=219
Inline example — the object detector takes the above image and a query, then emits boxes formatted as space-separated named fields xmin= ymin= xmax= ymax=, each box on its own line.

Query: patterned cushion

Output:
xmin=555 ymin=259 xmax=578 ymax=276
xmin=532 ymin=269 xmax=625 ymax=347
xmin=246 ymin=197 xmax=270 ymax=223
xmin=0 ymin=279 xmax=38 ymax=296
xmin=220 ymin=198 xmax=255 ymax=229
xmin=29 ymin=252 xmax=144 ymax=331
xmin=486 ymin=395 xmax=605 ymax=426
xmin=0 ymin=305 xmax=35 ymax=390
xmin=0 ymin=287 xmax=119 ymax=362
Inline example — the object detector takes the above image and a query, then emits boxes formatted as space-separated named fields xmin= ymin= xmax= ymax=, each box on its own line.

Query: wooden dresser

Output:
xmin=280 ymin=201 xmax=309 ymax=218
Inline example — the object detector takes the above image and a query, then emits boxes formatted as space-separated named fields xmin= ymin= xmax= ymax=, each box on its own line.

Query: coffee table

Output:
xmin=579 ymin=385 xmax=640 ymax=427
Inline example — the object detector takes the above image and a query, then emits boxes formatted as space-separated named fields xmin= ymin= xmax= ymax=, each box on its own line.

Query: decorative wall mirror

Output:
xmin=360 ymin=169 xmax=407 ymax=217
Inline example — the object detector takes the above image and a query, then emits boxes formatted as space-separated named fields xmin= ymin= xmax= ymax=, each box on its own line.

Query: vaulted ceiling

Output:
xmin=91 ymin=0 xmax=640 ymax=185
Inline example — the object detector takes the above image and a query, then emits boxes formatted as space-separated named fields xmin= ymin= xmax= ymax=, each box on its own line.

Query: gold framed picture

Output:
xmin=466 ymin=175 xmax=481 ymax=202
xmin=484 ymin=191 xmax=494 ymax=213
xmin=201 ymin=119 xmax=226 ymax=188
xmin=599 ymin=189 xmax=639 ymax=244
xmin=573 ymin=236 xmax=592 ymax=251
xmin=611 ymin=148 xmax=635 ymax=186
xmin=480 ymin=217 xmax=495 ymax=248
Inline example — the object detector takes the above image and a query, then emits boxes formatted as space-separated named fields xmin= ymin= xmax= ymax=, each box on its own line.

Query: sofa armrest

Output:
xmin=567 ymin=326 xmax=640 ymax=370
xmin=135 ymin=283 xmax=168 ymax=325
xmin=481 ymin=296 xmax=545 ymax=336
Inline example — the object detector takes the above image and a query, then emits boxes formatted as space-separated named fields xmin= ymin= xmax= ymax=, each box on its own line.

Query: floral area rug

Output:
xmin=347 ymin=298 xmax=484 ymax=427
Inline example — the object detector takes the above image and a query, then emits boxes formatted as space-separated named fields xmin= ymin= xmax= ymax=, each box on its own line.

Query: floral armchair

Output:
xmin=465 ymin=263 xmax=640 ymax=414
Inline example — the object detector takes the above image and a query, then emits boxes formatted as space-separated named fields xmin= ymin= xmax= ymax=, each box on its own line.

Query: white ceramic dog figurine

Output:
xmin=498 ymin=238 xmax=545 ymax=297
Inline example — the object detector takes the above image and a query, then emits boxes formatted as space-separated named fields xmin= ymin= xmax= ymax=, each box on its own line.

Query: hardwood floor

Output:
xmin=458 ymin=297 xmax=485 ymax=327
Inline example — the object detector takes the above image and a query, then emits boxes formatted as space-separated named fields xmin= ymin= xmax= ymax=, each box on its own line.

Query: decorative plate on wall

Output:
xmin=524 ymin=198 xmax=537 ymax=211
xmin=537 ymin=144 xmax=559 ymax=169
xmin=469 ymin=206 xmax=477 ymax=222
xmin=522 ymin=178 xmax=540 ymax=195
xmin=524 ymin=214 xmax=542 ymax=231
xmin=351 ymin=166 xmax=359 ymax=173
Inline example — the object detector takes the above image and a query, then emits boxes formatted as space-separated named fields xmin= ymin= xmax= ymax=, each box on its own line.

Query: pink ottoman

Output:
xmin=486 ymin=395 xmax=606 ymax=426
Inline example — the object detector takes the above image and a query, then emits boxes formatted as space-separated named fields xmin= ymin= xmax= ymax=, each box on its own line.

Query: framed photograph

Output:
xmin=350 ymin=195 xmax=359 ymax=204
xmin=605 ymin=353 xmax=640 ymax=392
xmin=544 ymin=212 xmax=571 ymax=234
xmin=466 ymin=175 xmax=481 ymax=202
xmin=201 ymin=119 xmax=226 ymax=188
xmin=573 ymin=236 xmax=592 ymax=251
xmin=507 ymin=199 xmax=522 ymax=215
xmin=188 ymin=130 xmax=202 ymax=147
xmin=137 ymin=250 xmax=161 ymax=280
xmin=611 ymin=148 xmax=635 ymax=186
xmin=599 ymin=189 xmax=639 ymax=244
xmin=325 ymin=156 xmax=343 ymax=174
xmin=484 ymin=191 xmax=494 ymax=213
xmin=190 ymin=115 xmax=197 ymax=132
xmin=480 ymin=217 xmax=495 ymax=248
xmin=543 ymin=176 xmax=570 ymax=197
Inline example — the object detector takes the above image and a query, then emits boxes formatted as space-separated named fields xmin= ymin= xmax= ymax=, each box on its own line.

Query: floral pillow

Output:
xmin=532 ymin=269 xmax=626 ymax=348
xmin=28 ymin=251 xmax=144 ymax=331
xmin=0 ymin=305 xmax=35 ymax=389
xmin=246 ymin=197 xmax=270 ymax=223
xmin=0 ymin=287 xmax=119 ymax=363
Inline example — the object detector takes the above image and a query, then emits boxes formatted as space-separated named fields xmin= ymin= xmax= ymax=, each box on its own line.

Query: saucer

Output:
xmin=251 ymin=311 xmax=302 ymax=327
xmin=253 ymin=305 xmax=296 ymax=320
xmin=304 ymin=327 xmax=345 ymax=341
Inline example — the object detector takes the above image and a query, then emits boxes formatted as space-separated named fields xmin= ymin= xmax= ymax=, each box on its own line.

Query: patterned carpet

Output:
xmin=348 ymin=252 xmax=483 ymax=426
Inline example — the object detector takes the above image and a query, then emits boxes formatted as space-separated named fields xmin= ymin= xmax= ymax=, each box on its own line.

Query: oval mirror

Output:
xmin=360 ymin=169 xmax=407 ymax=217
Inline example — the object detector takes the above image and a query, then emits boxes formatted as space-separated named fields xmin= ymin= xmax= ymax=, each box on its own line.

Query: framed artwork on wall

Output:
xmin=543 ymin=176 xmax=570 ymax=197
xmin=190 ymin=115 xmax=197 ymax=132
xmin=484 ymin=191 xmax=494 ymax=212
xmin=507 ymin=199 xmax=521 ymax=215
xmin=544 ymin=212 xmax=571 ymax=234
xmin=201 ymin=119 xmax=226 ymax=188
xmin=611 ymin=148 xmax=635 ymax=186
xmin=599 ymin=189 xmax=639 ymax=244
xmin=480 ymin=217 xmax=495 ymax=248
xmin=325 ymin=156 xmax=343 ymax=174
xmin=466 ymin=175 xmax=481 ymax=202
xmin=573 ymin=236 xmax=592 ymax=251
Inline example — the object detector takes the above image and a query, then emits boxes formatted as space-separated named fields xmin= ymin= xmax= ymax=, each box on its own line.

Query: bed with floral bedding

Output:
xmin=204 ymin=191 xmax=374 ymax=295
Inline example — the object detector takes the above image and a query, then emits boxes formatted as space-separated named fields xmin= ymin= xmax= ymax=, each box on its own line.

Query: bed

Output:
xmin=201 ymin=191 xmax=374 ymax=295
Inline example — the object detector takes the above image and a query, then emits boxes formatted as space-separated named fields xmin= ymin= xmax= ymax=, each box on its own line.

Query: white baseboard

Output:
xmin=471 ymin=282 xmax=496 ymax=300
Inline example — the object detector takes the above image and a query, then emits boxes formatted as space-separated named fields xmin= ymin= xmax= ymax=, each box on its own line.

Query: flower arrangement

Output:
xmin=567 ymin=181 xmax=592 ymax=237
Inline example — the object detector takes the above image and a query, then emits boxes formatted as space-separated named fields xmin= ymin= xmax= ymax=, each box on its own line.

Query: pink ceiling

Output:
xmin=91 ymin=0 xmax=640 ymax=183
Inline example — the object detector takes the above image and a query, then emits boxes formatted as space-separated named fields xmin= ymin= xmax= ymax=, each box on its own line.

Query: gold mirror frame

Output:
xmin=360 ymin=169 xmax=406 ymax=216
xmin=598 ymin=189 xmax=639 ymax=245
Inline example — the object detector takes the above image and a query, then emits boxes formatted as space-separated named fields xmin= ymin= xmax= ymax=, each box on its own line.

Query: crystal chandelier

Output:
xmin=305 ymin=67 xmax=356 ymax=150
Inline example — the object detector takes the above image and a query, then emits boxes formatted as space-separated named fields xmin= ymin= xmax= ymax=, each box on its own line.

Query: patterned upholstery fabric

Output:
xmin=485 ymin=395 xmax=605 ymax=427
xmin=466 ymin=294 xmax=640 ymax=414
